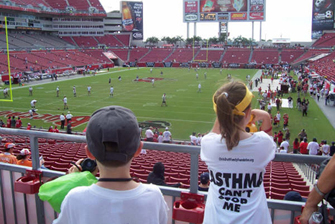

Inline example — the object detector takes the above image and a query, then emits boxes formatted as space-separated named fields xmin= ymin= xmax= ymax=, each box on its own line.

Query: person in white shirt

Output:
xmin=150 ymin=68 xmax=153 ymax=73
xmin=201 ymin=81 xmax=275 ymax=224
xmin=151 ymin=79 xmax=155 ymax=87
xmin=280 ymin=138 xmax=290 ymax=153
xmin=60 ymin=113 xmax=65 ymax=129
xmin=145 ymin=127 xmax=154 ymax=142
xmin=110 ymin=86 xmax=114 ymax=97
xmin=157 ymin=132 xmax=163 ymax=143
xmin=56 ymin=86 xmax=59 ymax=97
xmin=73 ymin=86 xmax=76 ymax=97
xmin=87 ymin=86 xmax=91 ymax=96
xmin=66 ymin=111 xmax=73 ymax=125
xmin=197 ymin=83 xmax=201 ymax=93
xmin=162 ymin=127 xmax=172 ymax=143
xmin=276 ymin=111 xmax=281 ymax=125
xmin=29 ymin=86 xmax=33 ymax=96
xmin=196 ymin=133 xmax=202 ymax=146
xmin=307 ymin=138 xmax=320 ymax=155
xmin=161 ymin=93 xmax=167 ymax=107
xmin=30 ymin=99 xmax=37 ymax=108
xmin=321 ymin=140 xmax=330 ymax=156
xmin=63 ymin=96 xmax=68 ymax=110
xmin=196 ymin=73 xmax=199 ymax=80
xmin=190 ymin=132 xmax=198 ymax=145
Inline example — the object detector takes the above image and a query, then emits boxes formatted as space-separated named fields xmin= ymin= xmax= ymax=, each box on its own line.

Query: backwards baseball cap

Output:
xmin=200 ymin=172 xmax=209 ymax=184
xmin=5 ymin=143 xmax=15 ymax=149
xmin=20 ymin=148 xmax=31 ymax=155
xmin=86 ymin=106 xmax=141 ymax=163
xmin=284 ymin=191 xmax=307 ymax=202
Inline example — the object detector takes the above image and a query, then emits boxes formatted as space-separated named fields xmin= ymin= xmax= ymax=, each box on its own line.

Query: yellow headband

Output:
xmin=213 ymin=84 xmax=254 ymax=116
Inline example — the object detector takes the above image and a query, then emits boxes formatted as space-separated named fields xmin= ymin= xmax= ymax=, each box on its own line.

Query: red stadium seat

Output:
xmin=270 ymin=192 xmax=285 ymax=200
xmin=271 ymin=178 xmax=289 ymax=184
xmin=271 ymin=182 xmax=290 ymax=189
xmin=291 ymin=183 xmax=310 ymax=191
xmin=169 ymin=177 xmax=189 ymax=184
xmin=271 ymin=187 xmax=292 ymax=195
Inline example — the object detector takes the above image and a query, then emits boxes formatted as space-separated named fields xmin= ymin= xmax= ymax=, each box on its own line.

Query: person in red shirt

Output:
xmin=277 ymin=130 xmax=284 ymax=146
xmin=273 ymin=132 xmax=278 ymax=144
xmin=283 ymin=113 xmax=289 ymax=130
xmin=6 ymin=116 xmax=11 ymax=128
xmin=27 ymin=123 xmax=31 ymax=130
xmin=48 ymin=126 xmax=54 ymax=132
xmin=293 ymin=138 xmax=300 ymax=154
xmin=53 ymin=126 xmax=59 ymax=133
xmin=299 ymin=138 xmax=308 ymax=154
xmin=15 ymin=117 xmax=22 ymax=128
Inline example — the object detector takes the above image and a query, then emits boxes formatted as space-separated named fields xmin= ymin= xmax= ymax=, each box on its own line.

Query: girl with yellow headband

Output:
xmin=200 ymin=81 xmax=276 ymax=224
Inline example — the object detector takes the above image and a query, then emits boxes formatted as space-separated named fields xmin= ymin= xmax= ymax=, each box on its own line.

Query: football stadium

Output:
xmin=0 ymin=0 xmax=335 ymax=223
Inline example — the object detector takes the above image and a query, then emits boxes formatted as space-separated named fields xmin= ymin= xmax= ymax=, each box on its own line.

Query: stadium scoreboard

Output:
xmin=183 ymin=0 xmax=266 ymax=23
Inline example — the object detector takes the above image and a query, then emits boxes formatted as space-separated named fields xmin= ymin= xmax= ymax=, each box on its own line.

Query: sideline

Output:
xmin=4 ymin=67 xmax=143 ymax=90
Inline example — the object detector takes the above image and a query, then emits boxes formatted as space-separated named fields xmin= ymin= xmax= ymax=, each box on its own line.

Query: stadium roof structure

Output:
xmin=0 ymin=0 xmax=106 ymax=17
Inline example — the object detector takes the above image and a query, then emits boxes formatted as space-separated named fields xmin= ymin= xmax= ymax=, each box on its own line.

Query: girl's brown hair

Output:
xmin=213 ymin=81 xmax=251 ymax=150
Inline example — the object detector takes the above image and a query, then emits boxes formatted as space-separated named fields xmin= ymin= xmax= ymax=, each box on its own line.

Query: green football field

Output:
xmin=1 ymin=67 xmax=334 ymax=142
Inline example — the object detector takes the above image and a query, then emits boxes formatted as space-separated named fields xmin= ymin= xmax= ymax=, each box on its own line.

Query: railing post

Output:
xmin=30 ymin=136 xmax=45 ymax=224
xmin=30 ymin=136 xmax=40 ymax=170
xmin=189 ymin=153 xmax=199 ymax=194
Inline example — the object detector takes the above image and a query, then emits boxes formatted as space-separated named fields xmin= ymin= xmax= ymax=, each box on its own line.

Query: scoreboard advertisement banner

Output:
xmin=121 ymin=1 xmax=143 ymax=40
xmin=183 ymin=0 xmax=265 ymax=22
xmin=311 ymin=0 xmax=334 ymax=39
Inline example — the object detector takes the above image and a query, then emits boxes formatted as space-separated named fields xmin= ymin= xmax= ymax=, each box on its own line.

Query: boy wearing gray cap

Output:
xmin=54 ymin=106 xmax=168 ymax=224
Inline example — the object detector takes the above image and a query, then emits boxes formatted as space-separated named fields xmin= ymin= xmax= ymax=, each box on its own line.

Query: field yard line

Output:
xmin=0 ymin=105 xmax=213 ymax=124
xmin=7 ymin=68 xmax=142 ymax=90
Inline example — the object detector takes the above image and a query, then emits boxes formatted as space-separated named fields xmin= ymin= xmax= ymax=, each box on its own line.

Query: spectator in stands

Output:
xmin=48 ymin=126 xmax=54 ymax=132
xmin=277 ymin=130 xmax=284 ymax=146
xmin=157 ymin=132 xmax=163 ymax=143
xmin=280 ymin=138 xmax=290 ymax=153
xmin=16 ymin=148 xmax=32 ymax=167
xmin=298 ymin=129 xmax=307 ymax=142
xmin=66 ymin=122 xmax=72 ymax=134
xmin=307 ymin=138 xmax=320 ymax=155
xmin=7 ymin=116 xmax=12 ymax=128
xmin=162 ymin=127 xmax=172 ymax=143
xmin=198 ymin=172 xmax=209 ymax=192
xmin=329 ymin=142 xmax=335 ymax=156
xmin=284 ymin=191 xmax=306 ymax=202
xmin=60 ymin=113 xmax=65 ymax=129
xmin=300 ymin=155 xmax=335 ymax=224
xmin=27 ymin=123 xmax=31 ymax=130
xmin=300 ymin=138 xmax=309 ymax=154
xmin=10 ymin=116 xmax=16 ymax=128
xmin=54 ymin=106 xmax=168 ymax=224
xmin=0 ymin=119 xmax=4 ymax=127
xmin=320 ymin=140 xmax=330 ymax=156
xmin=293 ymin=138 xmax=300 ymax=154
xmin=0 ymin=143 xmax=17 ymax=164
xmin=145 ymin=127 xmax=154 ymax=142
xmin=190 ymin=132 xmax=197 ymax=145
xmin=15 ymin=117 xmax=22 ymax=128
xmin=147 ymin=162 xmax=181 ymax=188
xmin=53 ymin=126 xmax=59 ymax=133
xmin=201 ymin=81 xmax=275 ymax=223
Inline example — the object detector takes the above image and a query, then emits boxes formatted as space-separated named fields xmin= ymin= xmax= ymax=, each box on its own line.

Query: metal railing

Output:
xmin=0 ymin=128 xmax=333 ymax=224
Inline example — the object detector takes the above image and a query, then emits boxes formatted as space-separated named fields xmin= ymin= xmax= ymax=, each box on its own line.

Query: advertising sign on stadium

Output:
xmin=183 ymin=0 xmax=265 ymax=22
xmin=199 ymin=0 xmax=247 ymax=12
xmin=230 ymin=12 xmax=247 ymax=20
xmin=184 ymin=1 xmax=199 ymax=21
xmin=218 ymin=12 xmax=229 ymax=21
xmin=121 ymin=1 xmax=143 ymax=40
xmin=249 ymin=12 xmax=264 ymax=20
xmin=200 ymin=13 xmax=217 ymax=21
xmin=311 ymin=0 xmax=334 ymax=39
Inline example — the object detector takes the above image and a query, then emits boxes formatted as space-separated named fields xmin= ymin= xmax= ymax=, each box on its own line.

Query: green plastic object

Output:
xmin=38 ymin=171 xmax=98 ymax=213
